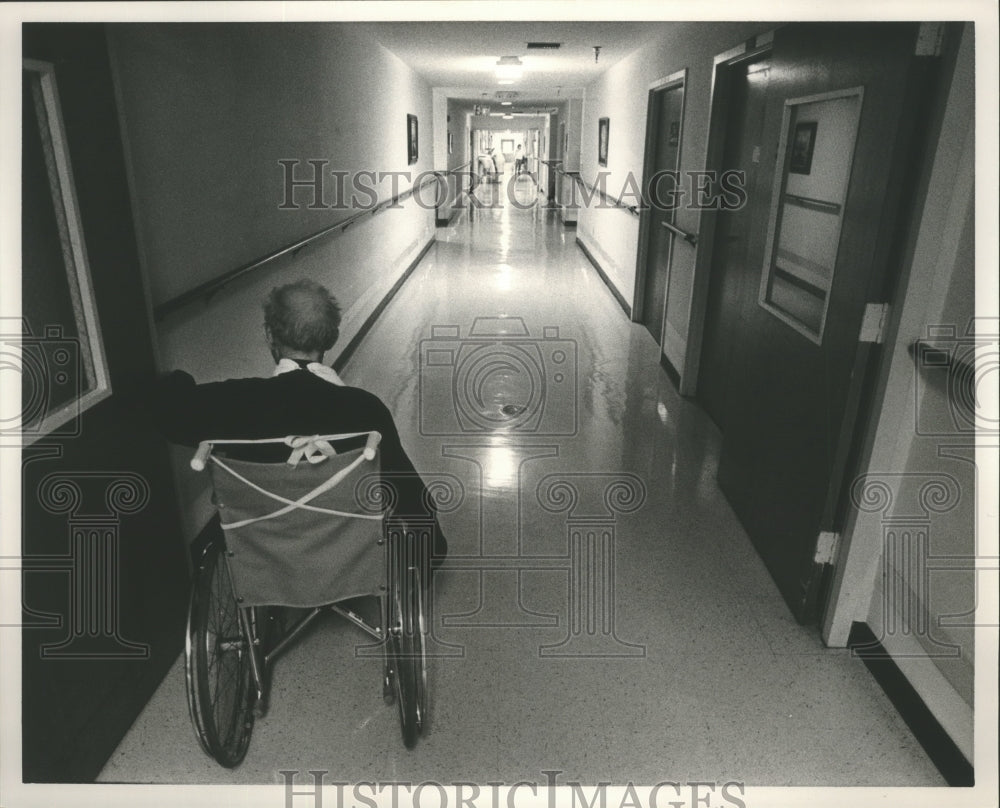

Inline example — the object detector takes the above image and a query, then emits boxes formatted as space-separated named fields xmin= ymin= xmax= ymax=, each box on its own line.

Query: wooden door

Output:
xmin=556 ymin=121 xmax=567 ymax=205
xmin=714 ymin=23 xmax=936 ymax=621
xmin=638 ymin=80 xmax=685 ymax=345
xmin=698 ymin=56 xmax=771 ymax=430
xmin=21 ymin=23 xmax=189 ymax=782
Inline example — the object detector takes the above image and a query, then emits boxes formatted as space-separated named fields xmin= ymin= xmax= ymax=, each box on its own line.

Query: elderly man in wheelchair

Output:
xmin=147 ymin=279 xmax=446 ymax=765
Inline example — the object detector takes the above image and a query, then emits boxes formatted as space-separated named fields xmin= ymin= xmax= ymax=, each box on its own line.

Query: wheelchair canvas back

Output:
xmin=194 ymin=433 xmax=386 ymax=608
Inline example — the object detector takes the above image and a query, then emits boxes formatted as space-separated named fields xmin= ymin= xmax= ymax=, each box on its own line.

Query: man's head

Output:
xmin=263 ymin=279 xmax=341 ymax=361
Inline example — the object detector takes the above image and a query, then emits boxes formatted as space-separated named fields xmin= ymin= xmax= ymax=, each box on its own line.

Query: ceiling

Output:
xmin=360 ymin=21 xmax=668 ymax=104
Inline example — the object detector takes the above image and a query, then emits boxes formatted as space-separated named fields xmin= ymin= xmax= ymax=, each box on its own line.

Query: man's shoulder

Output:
xmin=179 ymin=369 xmax=375 ymax=393
xmin=234 ymin=372 xmax=392 ymax=411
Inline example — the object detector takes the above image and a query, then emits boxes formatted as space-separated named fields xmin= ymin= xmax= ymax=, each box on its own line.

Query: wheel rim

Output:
xmin=412 ymin=567 xmax=428 ymax=733
xmin=392 ymin=577 xmax=418 ymax=749
xmin=187 ymin=542 xmax=255 ymax=767
xmin=184 ymin=586 xmax=212 ymax=757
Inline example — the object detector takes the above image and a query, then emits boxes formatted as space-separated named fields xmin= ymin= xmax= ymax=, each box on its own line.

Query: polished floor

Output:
xmin=99 ymin=172 xmax=945 ymax=786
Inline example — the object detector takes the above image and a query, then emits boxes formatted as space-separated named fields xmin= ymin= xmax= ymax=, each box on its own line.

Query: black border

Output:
xmin=848 ymin=621 xmax=974 ymax=787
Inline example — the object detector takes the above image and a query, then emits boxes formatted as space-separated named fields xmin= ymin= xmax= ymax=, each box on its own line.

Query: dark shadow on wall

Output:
xmin=21 ymin=22 xmax=189 ymax=783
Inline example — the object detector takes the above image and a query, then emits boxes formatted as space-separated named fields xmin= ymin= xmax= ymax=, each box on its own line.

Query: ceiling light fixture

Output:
xmin=501 ymin=101 xmax=512 ymax=106
xmin=496 ymin=55 xmax=524 ymax=81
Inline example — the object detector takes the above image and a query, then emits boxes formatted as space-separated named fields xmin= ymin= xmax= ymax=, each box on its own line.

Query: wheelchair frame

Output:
xmin=183 ymin=433 xmax=428 ymax=768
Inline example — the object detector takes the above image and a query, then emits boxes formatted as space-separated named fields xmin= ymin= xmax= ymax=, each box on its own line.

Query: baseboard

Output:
xmin=575 ymin=236 xmax=631 ymax=318
xmin=848 ymin=621 xmax=974 ymax=786
xmin=333 ymin=237 xmax=435 ymax=373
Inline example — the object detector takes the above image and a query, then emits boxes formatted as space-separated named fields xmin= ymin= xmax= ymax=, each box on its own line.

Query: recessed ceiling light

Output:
xmin=501 ymin=101 xmax=512 ymax=106
xmin=498 ymin=80 xmax=515 ymax=86
xmin=495 ymin=55 xmax=524 ymax=81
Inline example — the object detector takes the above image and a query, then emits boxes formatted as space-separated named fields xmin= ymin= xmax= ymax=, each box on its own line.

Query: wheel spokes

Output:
xmin=187 ymin=543 xmax=255 ymax=767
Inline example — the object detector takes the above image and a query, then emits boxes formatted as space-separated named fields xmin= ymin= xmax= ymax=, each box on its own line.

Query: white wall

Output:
xmin=433 ymin=87 xmax=449 ymax=172
xmin=823 ymin=23 xmax=979 ymax=763
xmin=862 ymin=157 xmax=976 ymax=763
xmin=109 ymin=22 xmax=436 ymax=539
xmin=576 ymin=22 xmax=773 ymax=362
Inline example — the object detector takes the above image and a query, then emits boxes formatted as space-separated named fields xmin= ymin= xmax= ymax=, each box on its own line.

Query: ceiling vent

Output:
xmin=526 ymin=42 xmax=562 ymax=50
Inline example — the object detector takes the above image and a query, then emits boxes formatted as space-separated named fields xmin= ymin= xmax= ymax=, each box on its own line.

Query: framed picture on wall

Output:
xmin=598 ymin=117 xmax=609 ymax=166
xmin=407 ymin=114 xmax=418 ymax=165
xmin=789 ymin=121 xmax=817 ymax=174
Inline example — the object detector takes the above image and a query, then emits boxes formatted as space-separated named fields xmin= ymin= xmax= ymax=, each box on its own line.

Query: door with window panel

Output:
xmin=714 ymin=22 xmax=940 ymax=621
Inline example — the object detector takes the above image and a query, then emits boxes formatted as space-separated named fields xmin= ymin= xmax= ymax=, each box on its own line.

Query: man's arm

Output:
xmin=368 ymin=397 xmax=448 ymax=562
xmin=141 ymin=370 xmax=265 ymax=446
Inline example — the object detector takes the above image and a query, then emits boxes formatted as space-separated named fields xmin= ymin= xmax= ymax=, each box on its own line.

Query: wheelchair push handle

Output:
xmin=364 ymin=431 xmax=382 ymax=461
xmin=191 ymin=441 xmax=212 ymax=471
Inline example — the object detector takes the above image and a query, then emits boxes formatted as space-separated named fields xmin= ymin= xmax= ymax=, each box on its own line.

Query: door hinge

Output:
xmin=859 ymin=302 xmax=890 ymax=344
xmin=815 ymin=531 xmax=841 ymax=565
xmin=915 ymin=22 xmax=945 ymax=57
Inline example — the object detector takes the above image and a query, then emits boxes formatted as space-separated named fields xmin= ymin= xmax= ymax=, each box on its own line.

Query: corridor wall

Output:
xmin=108 ymin=22 xmax=436 ymax=539
xmin=576 ymin=22 xmax=772 ymax=373
xmin=827 ymin=23 xmax=978 ymax=765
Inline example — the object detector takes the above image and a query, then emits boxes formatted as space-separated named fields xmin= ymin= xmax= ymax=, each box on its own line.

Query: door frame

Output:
xmin=820 ymin=22 xmax=969 ymax=645
xmin=632 ymin=68 xmax=687 ymax=347
xmin=681 ymin=31 xmax=775 ymax=397
xmin=557 ymin=119 xmax=566 ymax=201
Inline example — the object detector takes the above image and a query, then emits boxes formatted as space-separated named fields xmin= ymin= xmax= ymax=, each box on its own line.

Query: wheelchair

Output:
xmin=183 ymin=431 xmax=428 ymax=767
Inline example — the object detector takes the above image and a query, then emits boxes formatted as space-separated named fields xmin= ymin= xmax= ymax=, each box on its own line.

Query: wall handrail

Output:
xmin=551 ymin=163 xmax=642 ymax=217
xmin=908 ymin=339 xmax=976 ymax=411
xmin=152 ymin=165 xmax=472 ymax=322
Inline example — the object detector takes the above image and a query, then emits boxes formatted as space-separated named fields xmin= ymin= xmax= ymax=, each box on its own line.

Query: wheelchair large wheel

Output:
xmin=390 ymin=564 xmax=427 ymax=749
xmin=185 ymin=539 xmax=255 ymax=767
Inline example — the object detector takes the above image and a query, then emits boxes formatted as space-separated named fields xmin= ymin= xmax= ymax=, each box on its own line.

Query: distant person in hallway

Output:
xmin=515 ymin=144 xmax=526 ymax=175
xmin=477 ymin=147 xmax=498 ymax=183
xmin=145 ymin=278 xmax=448 ymax=568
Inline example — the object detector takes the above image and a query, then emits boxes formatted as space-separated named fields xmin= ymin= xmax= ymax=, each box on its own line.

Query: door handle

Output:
xmin=660 ymin=220 xmax=698 ymax=246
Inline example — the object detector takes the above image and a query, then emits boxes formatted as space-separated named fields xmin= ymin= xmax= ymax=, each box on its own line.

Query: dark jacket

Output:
xmin=147 ymin=367 xmax=447 ymax=558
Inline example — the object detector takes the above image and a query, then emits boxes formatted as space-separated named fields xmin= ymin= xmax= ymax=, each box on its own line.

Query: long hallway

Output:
xmin=98 ymin=182 xmax=944 ymax=786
